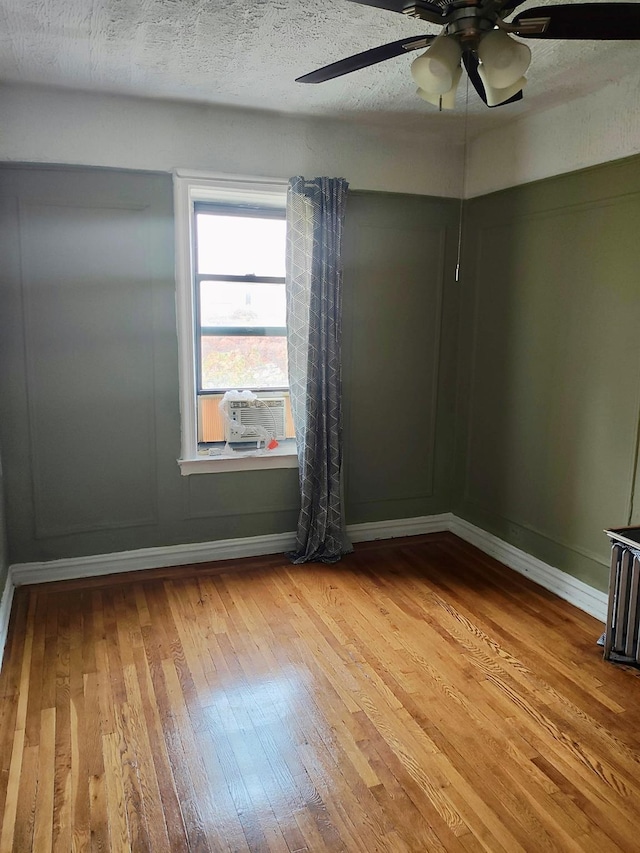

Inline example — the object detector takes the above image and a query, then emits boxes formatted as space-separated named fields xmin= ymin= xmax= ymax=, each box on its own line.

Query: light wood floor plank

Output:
xmin=2 ymin=533 xmax=640 ymax=851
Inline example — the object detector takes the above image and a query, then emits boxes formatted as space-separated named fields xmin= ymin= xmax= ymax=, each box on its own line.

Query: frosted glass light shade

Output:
xmin=416 ymin=66 xmax=462 ymax=109
xmin=477 ymin=66 xmax=527 ymax=106
xmin=478 ymin=29 xmax=531 ymax=89
xmin=411 ymin=35 xmax=462 ymax=96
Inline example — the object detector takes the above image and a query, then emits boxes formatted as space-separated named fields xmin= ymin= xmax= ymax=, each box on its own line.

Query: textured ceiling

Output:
xmin=0 ymin=0 xmax=639 ymax=133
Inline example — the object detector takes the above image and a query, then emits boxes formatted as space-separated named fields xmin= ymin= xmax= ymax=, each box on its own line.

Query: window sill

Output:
xmin=178 ymin=439 xmax=298 ymax=475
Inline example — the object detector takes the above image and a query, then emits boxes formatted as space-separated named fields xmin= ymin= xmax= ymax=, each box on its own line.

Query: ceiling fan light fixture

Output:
xmin=477 ymin=29 xmax=531 ymax=90
xmin=416 ymin=65 xmax=462 ymax=109
xmin=477 ymin=66 xmax=527 ymax=107
xmin=410 ymin=34 xmax=462 ymax=96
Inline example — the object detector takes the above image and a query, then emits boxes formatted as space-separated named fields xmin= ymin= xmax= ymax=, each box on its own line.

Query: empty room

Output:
xmin=1 ymin=0 xmax=640 ymax=850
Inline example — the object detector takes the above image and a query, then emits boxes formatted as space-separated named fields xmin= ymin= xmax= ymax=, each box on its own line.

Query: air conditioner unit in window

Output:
xmin=224 ymin=397 xmax=287 ymax=444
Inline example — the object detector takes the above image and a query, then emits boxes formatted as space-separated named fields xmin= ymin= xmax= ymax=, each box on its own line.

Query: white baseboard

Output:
xmin=347 ymin=513 xmax=453 ymax=543
xmin=0 ymin=567 xmax=15 ymax=671
xmin=450 ymin=516 xmax=608 ymax=623
xmin=11 ymin=530 xmax=299 ymax=587
xmin=3 ymin=513 xmax=607 ymax=669
xmin=9 ymin=515 xmax=453 ymax=589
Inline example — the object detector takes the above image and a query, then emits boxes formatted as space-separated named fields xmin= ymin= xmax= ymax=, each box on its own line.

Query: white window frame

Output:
xmin=173 ymin=170 xmax=297 ymax=475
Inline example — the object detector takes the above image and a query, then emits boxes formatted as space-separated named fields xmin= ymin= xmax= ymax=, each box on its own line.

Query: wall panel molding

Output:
xmin=460 ymin=498 xmax=609 ymax=570
xmin=185 ymin=474 xmax=299 ymax=521
xmin=17 ymin=196 xmax=160 ymax=539
xmin=460 ymin=178 xmax=640 ymax=580
xmin=343 ymin=211 xmax=450 ymax=513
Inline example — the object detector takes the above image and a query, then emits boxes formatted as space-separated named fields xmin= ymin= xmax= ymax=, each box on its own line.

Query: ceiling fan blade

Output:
xmin=462 ymin=52 xmax=524 ymax=107
xmin=499 ymin=0 xmax=528 ymax=13
xmin=296 ymin=35 xmax=435 ymax=83
xmin=512 ymin=3 xmax=640 ymax=39
xmin=346 ymin=0 xmax=447 ymax=22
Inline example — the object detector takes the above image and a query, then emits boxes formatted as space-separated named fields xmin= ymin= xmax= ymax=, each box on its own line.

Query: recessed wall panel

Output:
xmin=19 ymin=200 xmax=158 ymax=537
xmin=342 ymin=196 xmax=448 ymax=512
xmin=461 ymin=187 xmax=640 ymax=580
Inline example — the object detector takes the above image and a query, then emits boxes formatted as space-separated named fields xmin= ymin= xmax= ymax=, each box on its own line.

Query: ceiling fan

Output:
xmin=296 ymin=1 xmax=640 ymax=108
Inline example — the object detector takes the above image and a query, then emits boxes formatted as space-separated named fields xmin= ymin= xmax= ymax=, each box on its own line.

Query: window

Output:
xmin=174 ymin=173 xmax=297 ymax=474
xmin=195 ymin=206 xmax=288 ymax=392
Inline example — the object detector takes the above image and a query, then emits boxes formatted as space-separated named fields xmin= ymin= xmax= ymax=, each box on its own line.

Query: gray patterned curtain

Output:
xmin=286 ymin=176 xmax=351 ymax=564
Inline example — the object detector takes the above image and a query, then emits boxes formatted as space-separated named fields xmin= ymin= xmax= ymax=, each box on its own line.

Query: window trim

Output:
xmin=173 ymin=171 xmax=295 ymax=475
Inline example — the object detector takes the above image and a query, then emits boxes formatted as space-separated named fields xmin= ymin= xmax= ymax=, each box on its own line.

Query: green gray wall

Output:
xmin=456 ymin=155 xmax=640 ymax=591
xmin=342 ymin=192 xmax=460 ymax=523
xmin=0 ymin=449 xmax=8 ymax=592
xmin=0 ymin=165 xmax=459 ymax=564
xmin=4 ymin=157 xmax=637 ymax=593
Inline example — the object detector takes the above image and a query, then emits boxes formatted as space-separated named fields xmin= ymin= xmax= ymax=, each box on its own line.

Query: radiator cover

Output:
xmin=604 ymin=528 xmax=640 ymax=668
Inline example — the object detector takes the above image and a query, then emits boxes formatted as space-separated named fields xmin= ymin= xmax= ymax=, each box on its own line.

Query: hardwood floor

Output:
xmin=1 ymin=532 xmax=639 ymax=852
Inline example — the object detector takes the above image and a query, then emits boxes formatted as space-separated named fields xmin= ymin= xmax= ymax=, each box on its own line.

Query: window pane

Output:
xmin=200 ymin=280 xmax=286 ymax=328
xmin=201 ymin=335 xmax=289 ymax=390
xmin=196 ymin=214 xmax=286 ymax=277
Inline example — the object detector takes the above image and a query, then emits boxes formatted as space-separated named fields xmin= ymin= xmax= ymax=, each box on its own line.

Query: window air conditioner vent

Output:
xmin=224 ymin=397 xmax=287 ymax=443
